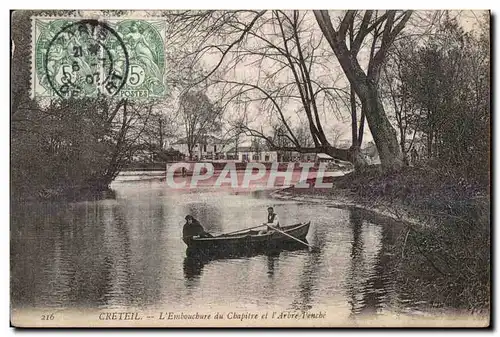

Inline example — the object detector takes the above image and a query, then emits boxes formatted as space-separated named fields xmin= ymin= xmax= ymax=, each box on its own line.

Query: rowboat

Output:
xmin=184 ymin=222 xmax=311 ymax=255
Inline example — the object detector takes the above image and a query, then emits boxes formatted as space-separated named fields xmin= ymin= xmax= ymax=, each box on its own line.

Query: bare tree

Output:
xmin=193 ymin=11 xmax=354 ymax=161
xmin=98 ymin=99 xmax=157 ymax=185
xmin=179 ymin=91 xmax=222 ymax=160
xmin=314 ymin=10 xmax=413 ymax=172
xmin=166 ymin=10 xmax=417 ymax=170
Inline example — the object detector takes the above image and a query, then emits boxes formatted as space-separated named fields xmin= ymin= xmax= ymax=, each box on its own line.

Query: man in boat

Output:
xmin=182 ymin=215 xmax=213 ymax=244
xmin=258 ymin=206 xmax=280 ymax=235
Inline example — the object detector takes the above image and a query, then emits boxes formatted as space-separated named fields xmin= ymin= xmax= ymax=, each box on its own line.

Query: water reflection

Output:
xmin=183 ymin=243 xmax=306 ymax=284
xmin=11 ymin=180 xmax=447 ymax=316
xmin=290 ymin=250 xmax=322 ymax=311
xmin=100 ymin=204 xmax=133 ymax=308
xmin=183 ymin=255 xmax=204 ymax=284
xmin=346 ymin=208 xmax=405 ymax=318
xmin=266 ymin=253 xmax=278 ymax=278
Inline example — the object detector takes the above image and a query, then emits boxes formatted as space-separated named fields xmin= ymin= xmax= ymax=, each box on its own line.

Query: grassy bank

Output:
xmin=279 ymin=165 xmax=490 ymax=313
xmin=284 ymin=165 xmax=488 ymax=222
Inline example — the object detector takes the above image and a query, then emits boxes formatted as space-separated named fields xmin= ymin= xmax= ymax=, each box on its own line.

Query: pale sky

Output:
xmin=183 ymin=10 xmax=489 ymax=147
xmin=67 ymin=10 xmax=488 ymax=147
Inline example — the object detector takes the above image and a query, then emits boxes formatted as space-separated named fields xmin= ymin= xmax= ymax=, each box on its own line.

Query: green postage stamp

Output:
xmin=32 ymin=17 xmax=167 ymax=100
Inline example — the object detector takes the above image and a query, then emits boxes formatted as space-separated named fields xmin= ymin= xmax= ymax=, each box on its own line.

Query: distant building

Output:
xmin=287 ymin=152 xmax=316 ymax=162
xmin=171 ymin=135 xmax=225 ymax=160
xmin=169 ymin=135 xmax=349 ymax=163
xmin=226 ymin=145 xmax=278 ymax=162
xmin=315 ymin=153 xmax=335 ymax=162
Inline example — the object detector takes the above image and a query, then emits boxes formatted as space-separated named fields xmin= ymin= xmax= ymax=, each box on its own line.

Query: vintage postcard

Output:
xmin=10 ymin=9 xmax=490 ymax=328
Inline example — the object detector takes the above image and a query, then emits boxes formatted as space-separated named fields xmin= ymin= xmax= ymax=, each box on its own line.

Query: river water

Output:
xmin=11 ymin=178 xmax=476 ymax=322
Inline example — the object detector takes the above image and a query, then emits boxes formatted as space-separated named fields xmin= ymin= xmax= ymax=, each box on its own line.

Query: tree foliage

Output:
xmin=11 ymin=98 xmax=155 ymax=199
xmin=385 ymin=15 xmax=490 ymax=182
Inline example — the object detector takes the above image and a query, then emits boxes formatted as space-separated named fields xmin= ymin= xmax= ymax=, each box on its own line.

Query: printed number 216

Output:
xmin=41 ymin=313 xmax=54 ymax=320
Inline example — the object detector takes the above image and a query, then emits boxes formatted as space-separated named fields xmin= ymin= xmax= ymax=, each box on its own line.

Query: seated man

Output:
xmin=182 ymin=215 xmax=212 ymax=244
xmin=259 ymin=206 xmax=280 ymax=235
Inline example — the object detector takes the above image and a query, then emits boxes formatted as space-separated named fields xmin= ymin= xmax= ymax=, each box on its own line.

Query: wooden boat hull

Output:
xmin=185 ymin=222 xmax=311 ymax=255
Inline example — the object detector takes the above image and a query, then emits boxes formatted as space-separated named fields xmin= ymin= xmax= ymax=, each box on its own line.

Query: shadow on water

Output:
xmin=11 ymin=182 xmax=488 ymax=314
xmin=182 ymin=242 xmax=307 ymax=282
xmin=96 ymin=203 xmax=133 ymax=308
xmin=342 ymin=205 xmax=488 ymax=316
xmin=183 ymin=255 xmax=205 ymax=281
xmin=266 ymin=253 xmax=279 ymax=278
xmin=345 ymin=207 xmax=405 ymax=317
xmin=183 ymin=202 xmax=487 ymax=314
xmin=290 ymin=249 xmax=323 ymax=311
xmin=25 ymin=187 xmax=118 ymax=204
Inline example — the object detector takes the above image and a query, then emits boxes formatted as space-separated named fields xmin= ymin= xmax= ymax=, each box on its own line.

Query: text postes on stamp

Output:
xmin=32 ymin=17 xmax=167 ymax=100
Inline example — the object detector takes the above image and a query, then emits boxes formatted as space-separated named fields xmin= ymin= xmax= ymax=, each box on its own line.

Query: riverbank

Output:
xmin=273 ymin=165 xmax=489 ymax=225
xmin=11 ymin=184 xmax=116 ymax=203
xmin=271 ymin=165 xmax=490 ymax=313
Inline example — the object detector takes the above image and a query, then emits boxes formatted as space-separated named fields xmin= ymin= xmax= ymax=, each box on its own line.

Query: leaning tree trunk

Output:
xmin=314 ymin=10 xmax=410 ymax=173
xmin=362 ymin=84 xmax=404 ymax=172
xmin=333 ymin=44 xmax=405 ymax=172
xmin=349 ymin=145 xmax=369 ymax=170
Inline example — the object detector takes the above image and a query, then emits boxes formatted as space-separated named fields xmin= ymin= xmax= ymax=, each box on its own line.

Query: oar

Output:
xmin=222 ymin=224 xmax=268 ymax=236
xmin=271 ymin=226 xmax=318 ymax=251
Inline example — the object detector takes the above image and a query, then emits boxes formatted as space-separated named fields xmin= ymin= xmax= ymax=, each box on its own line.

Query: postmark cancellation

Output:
xmin=31 ymin=16 xmax=167 ymax=100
